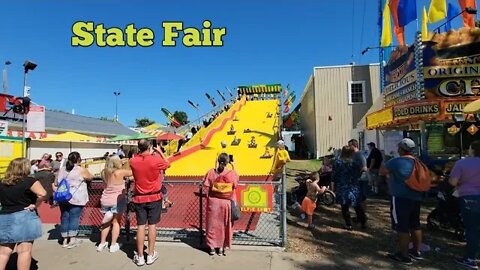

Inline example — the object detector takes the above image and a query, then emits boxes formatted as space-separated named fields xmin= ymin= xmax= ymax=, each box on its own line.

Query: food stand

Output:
xmin=366 ymin=28 xmax=480 ymax=168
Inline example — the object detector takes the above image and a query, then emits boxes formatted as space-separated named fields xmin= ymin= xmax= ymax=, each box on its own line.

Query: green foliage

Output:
xmin=173 ymin=111 xmax=188 ymax=125
xmin=135 ymin=117 xmax=155 ymax=128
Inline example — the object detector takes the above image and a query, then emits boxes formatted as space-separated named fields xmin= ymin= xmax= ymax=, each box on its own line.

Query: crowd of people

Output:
xmin=293 ymin=138 xmax=480 ymax=269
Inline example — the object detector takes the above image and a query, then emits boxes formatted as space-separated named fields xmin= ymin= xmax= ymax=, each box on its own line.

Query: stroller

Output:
xmin=426 ymin=176 xmax=464 ymax=240
xmin=290 ymin=172 xmax=335 ymax=208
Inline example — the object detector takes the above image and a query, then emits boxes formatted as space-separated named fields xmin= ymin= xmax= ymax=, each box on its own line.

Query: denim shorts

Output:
xmin=0 ymin=210 xmax=42 ymax=244
xmin=101 ymin=198 xmax=127 ymax=214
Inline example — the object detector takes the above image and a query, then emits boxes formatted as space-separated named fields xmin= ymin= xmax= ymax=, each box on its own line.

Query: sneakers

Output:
xmin=307 ymin=224 xmax=315 ymax=230
xmin=96 ymin=242 xmax=108 ymax=252
xmin=67 ymin=239 xmax=83 ymax=249
xmin=133 ymin=252 xmax=145 ymax=266
xmin=455 ymin=258 xmax=479 ymax=269
xmin=146 ymin=251 xmax=159 ymax=265
xmin=109 ymin=243 xmax=121 ymax=253
xmin=388 ymin=251 xmax=413 ymax=265
xmin=408 ymin=249 xmax=424 ymax=260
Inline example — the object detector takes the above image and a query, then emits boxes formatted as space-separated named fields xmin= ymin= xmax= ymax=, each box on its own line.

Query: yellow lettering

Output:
xmin=106 ymin=27 xmax=125 ymax=46
xmin=183 ymin=28 xmax=201 ymax=47
xmin=212 ymin=28 xmax=226 ymax=46
xmin=162 ymin=22 xmax=182 ymax=46
xmin=137 ymin=28 xmax=154 ymax=47
xmin=71 ymin=21 xmax=94 ymax=47
xmin=202 ymin=20 xmax=212 ymax=46
xmin=125 ymin=24 xmax=137 ymax=46
xmin=95 ymin=24 xmax=107 ymax=47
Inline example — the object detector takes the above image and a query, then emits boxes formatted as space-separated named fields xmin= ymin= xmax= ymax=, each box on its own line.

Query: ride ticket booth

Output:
xmin=366 ymin=28 xmax=480 ymax=175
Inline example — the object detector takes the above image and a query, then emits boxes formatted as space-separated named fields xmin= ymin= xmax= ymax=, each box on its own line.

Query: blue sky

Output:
xmin=0 ymin=0 xmax=468 ymax=127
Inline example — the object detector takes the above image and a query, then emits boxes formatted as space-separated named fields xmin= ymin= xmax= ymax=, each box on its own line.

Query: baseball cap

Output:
xmin=367 ymin=142 xmax=376 ymax=147
xmin=277 ymin=140 xmax=285 ymax=146
xmin=398 ymin=138 xmax=416 ymax=152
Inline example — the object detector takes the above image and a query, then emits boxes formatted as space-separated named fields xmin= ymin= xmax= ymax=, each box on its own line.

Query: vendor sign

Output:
xmin=443 ymin=100 xmax=477 ymax=115
xmin=384 ymin=45 xmax=417 ymax=107
xmin=236 ymin=184 xmax=273 ymax=213
xmin=393 ymin=101 xmax=440 ymax=120
xmin=366 ymin=107 xmax=393 ymax=129
xmin=423 ymin=29 xmax=480 ymax=99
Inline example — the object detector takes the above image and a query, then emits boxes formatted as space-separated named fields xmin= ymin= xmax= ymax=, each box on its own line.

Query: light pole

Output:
xmin=22 ymin=60 xmax=37 ymax=158
xmin=114 ymin=91 xmax=120 ymax=122
xmin=2 ymin=61 xmax=11 ymax=94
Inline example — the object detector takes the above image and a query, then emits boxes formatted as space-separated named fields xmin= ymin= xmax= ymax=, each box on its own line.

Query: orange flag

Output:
xmin=458 ymin=0 xmax=477 ymax=27
xmin=389 ymin=0 xmax=406 ymax=46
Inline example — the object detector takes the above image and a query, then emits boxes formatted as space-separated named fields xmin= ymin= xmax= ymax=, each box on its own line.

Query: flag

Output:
xmin=458 ymin=0 xmax=477 ymax=28
xmin=428 ymin=0 xmax=447 ymax=23
xmin=226 ymin=87 xmax=234 ymax=97
xmin=188 ymin=100 xmax=199 ymax=110
xmin=381 ymin=1 xmax=393 ymax=47
xmin=445 ymin=3 xmax=460 ymax=31
xmin=284 ymin=115 xmax=293 ymax=128
xmin=398 ymin=0 xmax=417 ymax=27
xmin=422 ymin=6 xmax=429 ymax=41
xmin=205 ymin=93 xmax=216 ymax=107
xmin=283 ymin=105 xmax=291 ymax=114
xmin=389 ymin=0 xmax=406 ymax=46
xmin=161 ymin=108 xmax=181 ymax=128
xmin=284 ymin=93 xmax=296 ymax=106
xmin=282 ymin=84 xmax=289 ymax=98
xmin=216 ymin=89 xmax=226 ymax=101
xmin=2 ymin=68 xmax=8 ymax=93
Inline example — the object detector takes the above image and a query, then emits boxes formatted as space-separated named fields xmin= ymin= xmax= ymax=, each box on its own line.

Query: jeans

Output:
xmin=59 ymin=203 xmax=84 ymax=238
xmin=460 ymin=195 xmax=480 ymax=260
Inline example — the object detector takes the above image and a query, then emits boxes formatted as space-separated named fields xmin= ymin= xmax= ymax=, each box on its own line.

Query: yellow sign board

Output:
xmin=237 ymin=184 xmax=273 ymax=213
xmin=366 ymin=107 xmax=393 ymax=129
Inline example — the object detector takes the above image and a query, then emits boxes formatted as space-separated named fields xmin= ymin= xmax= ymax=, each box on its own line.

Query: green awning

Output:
xmin=237 ymin=84 xmax=282 ymax=95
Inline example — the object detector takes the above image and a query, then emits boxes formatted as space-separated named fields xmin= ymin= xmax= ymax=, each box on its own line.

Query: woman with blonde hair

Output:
xmin=203 ymin=153 xmax=239 ymax=256
xmin=0 ymin=158 xmax=47 ymax=270
xmin=97 ymin=155 xmax=132 ymax=253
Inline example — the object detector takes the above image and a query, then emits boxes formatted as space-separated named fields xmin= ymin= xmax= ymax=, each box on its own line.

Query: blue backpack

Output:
xmin=54 ymin=178 xmax=72 ymax=202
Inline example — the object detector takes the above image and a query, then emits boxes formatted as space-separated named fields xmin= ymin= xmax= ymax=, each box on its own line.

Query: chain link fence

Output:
xmin=78 ymin=177 xmax=286 ymax=247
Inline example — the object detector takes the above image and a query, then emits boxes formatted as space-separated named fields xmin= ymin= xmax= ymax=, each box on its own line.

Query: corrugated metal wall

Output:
xmin=305 ymin=64 xmax=380 ymax=158
xmin=299 ymin=75 xmax=316 ymax=157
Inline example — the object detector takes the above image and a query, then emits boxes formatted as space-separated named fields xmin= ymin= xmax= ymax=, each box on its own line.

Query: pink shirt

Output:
xmin=101 ymin=182 xmax=125 ymax=207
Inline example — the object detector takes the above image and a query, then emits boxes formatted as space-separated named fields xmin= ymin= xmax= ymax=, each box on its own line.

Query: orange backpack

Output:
xmin=404 ymin=156 xmax=432 ymax=192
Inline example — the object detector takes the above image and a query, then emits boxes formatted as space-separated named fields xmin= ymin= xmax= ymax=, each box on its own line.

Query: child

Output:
xmin=300 ymin=172 xmax=326 ymax=229
xmin=97 ymin=156 xmax=132 ymax=253
xmin=161 ymin=183 xmax=174 ymax=208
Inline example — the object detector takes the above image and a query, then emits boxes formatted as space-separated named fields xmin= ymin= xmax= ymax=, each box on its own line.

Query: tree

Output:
xmin=173 ymin=111 xmax=188 ymax=125
xmin=135 ymin=117 xmax=155 ymax=128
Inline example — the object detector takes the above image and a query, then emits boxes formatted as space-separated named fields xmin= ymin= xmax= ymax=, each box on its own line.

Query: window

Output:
xmin=348 ymin=81 xmax=366 ymax=104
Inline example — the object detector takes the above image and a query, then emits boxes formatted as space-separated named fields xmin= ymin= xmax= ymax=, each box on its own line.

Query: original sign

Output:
xmin=393 ymin=102 xmax=440 ymax=120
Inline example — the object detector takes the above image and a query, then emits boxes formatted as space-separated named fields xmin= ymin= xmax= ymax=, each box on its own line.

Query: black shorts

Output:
xmin=390 ymin=196 xmax=421 ymax=233
xmin=134 ymin=200 xmax=162 ymax=226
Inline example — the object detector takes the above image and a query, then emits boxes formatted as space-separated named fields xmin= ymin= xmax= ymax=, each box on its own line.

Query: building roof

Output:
xmin=3 ymin=110 xmax=136 ymax=137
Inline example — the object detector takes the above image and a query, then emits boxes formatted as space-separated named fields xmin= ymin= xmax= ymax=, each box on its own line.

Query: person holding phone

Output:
xmin=129 ymin=139 xmax=170 ymax=266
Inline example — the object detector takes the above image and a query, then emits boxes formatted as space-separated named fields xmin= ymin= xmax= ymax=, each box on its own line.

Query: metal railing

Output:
xmin=77 ymin=176 xmax=286 ymax=247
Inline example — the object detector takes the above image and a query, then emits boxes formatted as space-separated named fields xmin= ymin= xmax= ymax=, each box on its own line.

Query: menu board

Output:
xmin=427 ymin=124 xmax=445 ymax=154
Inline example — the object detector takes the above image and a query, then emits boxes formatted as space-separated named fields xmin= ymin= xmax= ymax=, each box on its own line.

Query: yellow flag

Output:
xmin=428 ymin=0 xmax=447 ymax=23
xmin=381 ymin=1 xmax=392 ymax=47
xmin=422 ymin=7 xmax=429 ymax=41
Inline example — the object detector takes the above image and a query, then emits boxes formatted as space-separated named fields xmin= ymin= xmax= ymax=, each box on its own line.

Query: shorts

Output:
xmin=134 ymin=200 xmax=162 ymax=226
xmin=390 ymin=196 xmax=421 ymax=233
xmin=301 ymin=197 xmax=317 ymax=216
xmin=101 ymin=197 xmax=127 ymax=214
xmin=0 ymin=210 xmax=42 ymax=244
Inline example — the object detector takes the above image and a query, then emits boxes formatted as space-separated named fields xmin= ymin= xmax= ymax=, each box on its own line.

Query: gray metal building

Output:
xmin=299 ymin=64 xmax=381 ymax=158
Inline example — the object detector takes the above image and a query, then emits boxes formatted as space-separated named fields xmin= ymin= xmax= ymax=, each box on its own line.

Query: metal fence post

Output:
xmin=281 ymin=166 xmax=287 ymax=247
xmin=125 ymin=178 xmax=131 ymax=242
xmin=199 ymin=183 xmax=204 ymax=246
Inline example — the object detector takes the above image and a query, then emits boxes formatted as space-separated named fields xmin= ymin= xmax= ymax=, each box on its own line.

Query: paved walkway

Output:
xmin=4 ymin=225 xmax=329 ymax=270
xmin=10 ymin=240 xmax=326 ymax=270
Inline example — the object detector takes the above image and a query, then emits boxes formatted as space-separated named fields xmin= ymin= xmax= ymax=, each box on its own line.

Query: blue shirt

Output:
xmin=385 ymin=157 xmax=423 ymax=201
